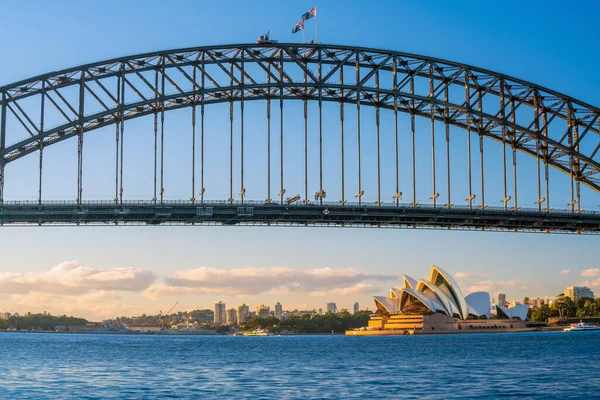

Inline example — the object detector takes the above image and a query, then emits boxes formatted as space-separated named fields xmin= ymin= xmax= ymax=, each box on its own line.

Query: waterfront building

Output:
xmin=497 ymin=293 xmax=507 ymax=306
xmin=564 ymin=286 xmax=595 ymax=300
xmin=226 ymin=308 xmax=237 ymax=325
xmin=353 ymin=302 xmax=360 ymax=314
xmin=257 ymin=305 xmax=270 ymax=319
xmin=532 ymin=298 xmax=544 ymax=309
xmin=275 ymin=302 xmax=283 ymax=320
xmin=1 ymin=312 xmax=11 ymax=320
xmin=357 ymin=265 xmax=539 ymax=335
xmin=237 ymin=304 xmax=249 ymax=324
xmin=214 ymin=301 xmax=226 ymax=325
xmin=326 ymin=302 xmax=337 ymax=314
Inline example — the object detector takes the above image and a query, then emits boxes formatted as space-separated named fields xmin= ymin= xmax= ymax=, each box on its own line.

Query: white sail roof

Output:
xmin=429 ymin=265 xmax=469 ymax=320
xmin=465 ymin=292 xmax=491 ymax=319
xmin=399 ymin=288 xmax=445 ymax=315
xmin=416 ymin=279 xmax=460 ymax=318
xmin=373 ymin=296 xmax=399 ymax=314
xmin=403 ymin=275 xmax=418 ymax=289
xmin=372 ymin=265 xmax=500 ymax=321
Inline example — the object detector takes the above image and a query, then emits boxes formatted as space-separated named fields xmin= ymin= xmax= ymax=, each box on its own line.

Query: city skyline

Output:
xmin=0 ymin=0 xmax=599 ymax=321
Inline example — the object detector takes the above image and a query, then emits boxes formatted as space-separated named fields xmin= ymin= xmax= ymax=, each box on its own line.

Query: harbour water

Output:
xmin=1 ymin=331 xmax=599 ymax=398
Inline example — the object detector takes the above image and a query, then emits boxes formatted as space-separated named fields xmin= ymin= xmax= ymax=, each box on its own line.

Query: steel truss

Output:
xmin=0 ymin=200 xmax=598 ymax=234
xmin=0 ymin=43 xmax=599 ymax=231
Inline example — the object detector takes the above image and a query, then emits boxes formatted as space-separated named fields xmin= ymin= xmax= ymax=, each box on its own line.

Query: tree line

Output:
xmin=235 ymin=310 xmax=371 ymax=333
xmin=530 ymin=295 xmax=600 ymax=322
xmin=0 ymin=313 xmax=88 ymax=331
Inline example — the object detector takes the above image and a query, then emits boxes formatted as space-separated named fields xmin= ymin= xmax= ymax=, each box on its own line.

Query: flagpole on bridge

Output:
xmin=315 ymin=12 xmax=318 ymax=43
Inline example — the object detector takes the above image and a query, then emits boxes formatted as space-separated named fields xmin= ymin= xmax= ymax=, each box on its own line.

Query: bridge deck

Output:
xmin=0 ymin=201 xmax=598 ymax=233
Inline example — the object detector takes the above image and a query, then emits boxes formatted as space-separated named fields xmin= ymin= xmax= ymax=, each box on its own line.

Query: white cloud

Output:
xmin=578 ymin=279 xmax=600 ymax=289
xmin=560 ymin=269 xmax=571 ymax=275
xmin=8 ymin=291 xmax=155 ymax=321
xmin=142 ymin=266 xmax=395 ymax=300
xmin=454 ymin=272 xmax=489 ymax=279
xmin=0 ymin=261 xmax=156 ymax=295
xmin=308 ymin=283 xmax=377 ymax=297
xmin=519 ymin=285 xmax=529 ymax=290
xmin=465 ymin=279 xmax=525 ymax=294
xmin=581 ymin=268 xmax=600 ymax=277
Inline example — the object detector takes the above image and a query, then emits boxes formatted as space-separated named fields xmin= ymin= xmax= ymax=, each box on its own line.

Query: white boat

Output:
xmin=242 ymin=329 xmax=273 ymax=336
xmin=563 ymin=322 xmax=600 ymax=331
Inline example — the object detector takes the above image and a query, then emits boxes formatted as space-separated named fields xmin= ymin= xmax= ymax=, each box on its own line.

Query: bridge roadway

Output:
xmin=0 ymin=201 xmax=598 ymax=233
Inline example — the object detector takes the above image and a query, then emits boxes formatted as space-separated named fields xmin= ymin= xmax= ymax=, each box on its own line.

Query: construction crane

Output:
xmin=159 ymin=301 xmax=179 ymax=329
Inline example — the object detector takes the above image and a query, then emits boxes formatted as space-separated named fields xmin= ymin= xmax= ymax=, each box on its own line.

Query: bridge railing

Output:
xmin=1 ymin=199 xmax=599 ymax=216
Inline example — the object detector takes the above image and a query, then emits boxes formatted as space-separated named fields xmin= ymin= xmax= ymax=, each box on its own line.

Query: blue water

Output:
xmin=0 ymin=331 xmax=599 ymax=399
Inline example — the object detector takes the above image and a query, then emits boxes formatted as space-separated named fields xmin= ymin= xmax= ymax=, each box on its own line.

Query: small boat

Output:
xmin=242 ymin=329 xmax=273 ymax=336
xmin=563 ymin=322 xmax=600 ymax=331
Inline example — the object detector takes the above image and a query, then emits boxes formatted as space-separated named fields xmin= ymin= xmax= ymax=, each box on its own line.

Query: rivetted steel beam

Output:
xmin=77 ymin=70 xmax=85 ymax=206
xmin=160 ymin=59 xmax=166 ymax=204
xmin=340 ymin=66 xmax=346 ymax=205
xmin=200 ymin=52 xmax=206 ymax=203
xmin=465 ymin=71 xmax=474 ymax=208
xmin=356 ymin=54 xmax=363 ymax=206
xmin=240 ymin=56 xmax=246 ymax=204
xmin=1 ymin=200 xmax=599 ymax=234
xmin=410 ymin=76 xmax=416 ymax=206
xmin=279 ymin=50 xmax=285 ymax=205
xmin=3 ymin=81 xmax=598 ymax=184
xmin=38 ymin=82 xmax=45 ymax=207
xmin=0 ymin=43 xmax=599 ymax=214
xmin=0 ymin=91 xmax=5 ymax=204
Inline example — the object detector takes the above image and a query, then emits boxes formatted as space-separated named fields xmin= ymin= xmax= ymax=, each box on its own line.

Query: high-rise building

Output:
xmin=237 ymin=304 xmax=250 ymax=324
xmin=226 ymin=308 xmax=237 ymax=325
xmin=275 ymin=302 xmax=283 ymax=320
xmin=564 ymin=286 xmax=595 ymax=300
xmin=497 ymin=293 xmax=507 ymax=306
xmin=257 ymin=305 xmax=270 ymax=319
xmin=214 ymin=301 xmax=226 ymax=325
xmin=532 ymin=298 xmax=544 ymax=309
xmin=326 ymin=302 xmax=337 ymax=314
xmin=353 ymin=302 xmax=360 ymax=314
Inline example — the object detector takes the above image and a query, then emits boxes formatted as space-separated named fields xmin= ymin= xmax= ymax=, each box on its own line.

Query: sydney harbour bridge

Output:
xmin=0 ymin=43 xmax=599 ymax=233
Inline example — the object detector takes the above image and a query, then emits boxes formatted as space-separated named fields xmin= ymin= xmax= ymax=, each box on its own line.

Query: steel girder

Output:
xmin=0 ymin=43 xmax=599 ymax=196
xmin=0 ymin=200 xmax=598 ymax=234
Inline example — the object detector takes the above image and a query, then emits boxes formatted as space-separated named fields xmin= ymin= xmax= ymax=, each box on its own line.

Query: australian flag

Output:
xmin=302 ymin=7 xmax=317 ymax=21
xmin=292 ymin=20 xmax=305 ymax=34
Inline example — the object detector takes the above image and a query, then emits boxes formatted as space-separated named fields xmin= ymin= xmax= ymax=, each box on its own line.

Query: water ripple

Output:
xmin=0 ymin=331 xmax=599 ymax=399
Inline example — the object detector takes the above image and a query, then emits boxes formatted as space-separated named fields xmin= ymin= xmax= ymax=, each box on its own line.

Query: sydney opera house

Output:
xmin=348 ymin=265 xmax=544 ymax=335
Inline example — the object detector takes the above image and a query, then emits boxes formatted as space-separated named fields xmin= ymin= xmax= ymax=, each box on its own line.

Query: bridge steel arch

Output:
xmin=0 ymin=43 xmax=600 ymax=232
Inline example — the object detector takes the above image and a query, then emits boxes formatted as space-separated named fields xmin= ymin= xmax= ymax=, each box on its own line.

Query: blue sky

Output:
xmin=0 ymin=0 xmax=599 ymax=320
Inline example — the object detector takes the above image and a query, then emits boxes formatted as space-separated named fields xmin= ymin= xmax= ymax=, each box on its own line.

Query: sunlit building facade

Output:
xmin=326 ymin=302 xmax=337 ymax=314
xmin=226 ymin=308 xmax=237 ymax=325
xmin=564 ymin=286 xmax=595 ymax=300
xmin=214 ymin=301 xmax=226 ymax=325
xmin=497 ymin=293 xmax=507 ymax=306
xmin=257 ymin=305 xmax=270 ymax=319
xmin=237 ymin=304 xmax=249 ymax=324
